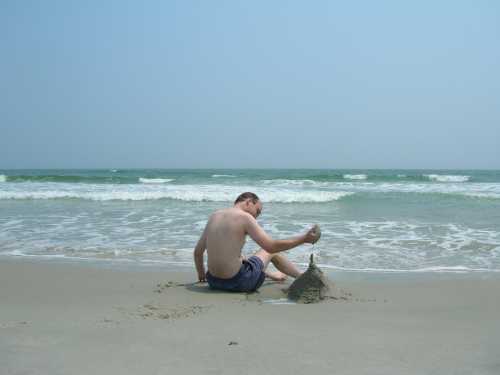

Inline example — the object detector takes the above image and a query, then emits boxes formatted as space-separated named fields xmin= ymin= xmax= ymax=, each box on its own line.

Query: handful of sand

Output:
xmin=310 ymin=224 xmax=321 ymax=244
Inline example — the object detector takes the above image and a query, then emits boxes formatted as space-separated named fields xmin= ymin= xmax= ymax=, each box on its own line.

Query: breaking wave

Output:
xmin=0 ymin=184 xmax=354 ymax=202
xmin=139 ymin=178 xmax=175 ymax=184
xmin=424 ymin=174 xmax=470 ymax=182
xmin=343 ymin=174 xmax=367 ymax=180
xmin=261 ymin=179 xmax=323 ymax=187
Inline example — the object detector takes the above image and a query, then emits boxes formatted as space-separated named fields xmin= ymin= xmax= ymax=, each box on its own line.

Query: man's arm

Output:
xmin=244 ymin=214 xmax=319 ymax=254
xmin=193 ymin=226 xmax=208 ymax=282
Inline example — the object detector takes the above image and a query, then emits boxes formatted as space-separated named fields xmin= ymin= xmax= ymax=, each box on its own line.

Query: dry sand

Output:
xmin=1 ymin=258 xmax=499 ymax=375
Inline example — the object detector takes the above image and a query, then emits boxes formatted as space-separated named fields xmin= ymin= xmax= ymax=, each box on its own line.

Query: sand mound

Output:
xmin=288 ymin=254 xmax=342 ymax=303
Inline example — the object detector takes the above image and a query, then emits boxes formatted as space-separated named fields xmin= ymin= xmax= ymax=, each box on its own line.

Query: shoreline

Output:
xmin=1 ymin=257 xmax=499 ymax=374
xmin=2 ymin=254 xmax=498 ymax=277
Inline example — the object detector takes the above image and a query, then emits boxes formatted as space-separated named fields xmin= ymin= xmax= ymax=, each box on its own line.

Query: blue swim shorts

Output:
xmin=206 ymin=256 xmax=266 ymax=293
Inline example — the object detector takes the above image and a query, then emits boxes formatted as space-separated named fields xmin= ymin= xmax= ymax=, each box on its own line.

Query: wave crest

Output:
xmin=424 ymin=174 xmax=470 ymax=182
xmin=261 ymin=179 xmax=323 ymax=187
xmin=343 ymin=174 xmax=367 ymax=180
xmin=0 ymin=185 xmax=353 ymax=202
xmin=139 ymin=178 xmax=175 ymax=184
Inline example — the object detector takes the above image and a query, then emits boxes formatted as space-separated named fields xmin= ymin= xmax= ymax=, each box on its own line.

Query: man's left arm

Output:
xmin=193 ymin=227 xmax=208 ymax=282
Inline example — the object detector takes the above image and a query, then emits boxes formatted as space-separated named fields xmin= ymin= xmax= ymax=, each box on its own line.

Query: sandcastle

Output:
xmin=287 ymin=254 xmax=334 ymax=303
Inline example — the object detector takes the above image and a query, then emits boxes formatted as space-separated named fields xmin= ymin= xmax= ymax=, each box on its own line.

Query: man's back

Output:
xmin=205 ymin=207 xmax=249 ymax=278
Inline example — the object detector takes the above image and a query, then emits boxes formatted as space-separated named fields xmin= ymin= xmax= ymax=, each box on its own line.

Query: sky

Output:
xmin=1 ymin=0 xmax=499 ymax=169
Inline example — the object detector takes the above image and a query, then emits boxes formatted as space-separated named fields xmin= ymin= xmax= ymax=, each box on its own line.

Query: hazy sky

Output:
xmin=2 ymin=1 xmax=499 ymax=169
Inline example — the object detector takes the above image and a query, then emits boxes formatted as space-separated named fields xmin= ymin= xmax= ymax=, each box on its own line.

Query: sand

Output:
xmin=1 ymin=258 xmax=499 ymax=375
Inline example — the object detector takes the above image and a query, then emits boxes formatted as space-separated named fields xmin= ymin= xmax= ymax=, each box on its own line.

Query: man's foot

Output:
xmin=265 ymin=271 xmax=287 ymax=282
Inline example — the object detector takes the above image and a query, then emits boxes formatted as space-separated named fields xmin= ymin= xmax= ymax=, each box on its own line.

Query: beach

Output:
xmin=1 ymin=169 xmax=499 ymax=373
xmin=1 ymin=258 xmax=499 ymax=375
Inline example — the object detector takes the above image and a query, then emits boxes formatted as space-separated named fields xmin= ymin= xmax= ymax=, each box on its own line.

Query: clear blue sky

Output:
xmin=2 ymin=0 xmax=499 ymax=169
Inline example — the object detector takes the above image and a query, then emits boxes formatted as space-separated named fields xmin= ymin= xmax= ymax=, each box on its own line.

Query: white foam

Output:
xmin=331 ymin=181 xmax=500 ymax=198
xmin=2 ymin=217 xmax=499 ymax=273
xmin=139 ymin=178 xmax=175 ymax=184
xmin=262 ymin=298 xmax=296 ymax=305
xmin=0 ymin=183 xmax=354 ymax=203
xmin=305 ymin=220 xmax=500 ymax=273
xmin=211 ymin=174 xmax=236 ymax=178
xmin=3 ymin=250 xmax=68 ymax=259
xmin=261 ymin=179 xmax=328 ymax=187
xmin=5 ymin=249 xmax=24 ymax=256
xmin=316 ymin=264 xmax=500 ymax=273
xmin=0 ymin=175 xmax=6 ymax=182
xmin=260 ymin=190 xmax=353 ymax=203
xmin=259 ymin=179 xmax=500 ymax=199
xmin=424 ymin=174 xmax=470 ymax=182
xmin=343 ymin=174 xmax=367 ymax=180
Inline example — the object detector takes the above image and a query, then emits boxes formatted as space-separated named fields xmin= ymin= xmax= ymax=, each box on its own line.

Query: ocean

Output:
xmin=1 ymin=169 xmax=499 ymax=273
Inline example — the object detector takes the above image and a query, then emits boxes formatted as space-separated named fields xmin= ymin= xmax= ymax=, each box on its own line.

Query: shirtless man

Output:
xmin=193 ymin=192 xmax=321 ymax=292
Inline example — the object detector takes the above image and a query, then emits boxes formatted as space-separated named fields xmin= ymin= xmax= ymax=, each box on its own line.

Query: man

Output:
xmin=193 ymin=192 xmax=321 ymax=293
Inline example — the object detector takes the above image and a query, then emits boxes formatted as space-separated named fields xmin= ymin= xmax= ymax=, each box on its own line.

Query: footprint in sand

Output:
xmin=154 ymin=281 xmax=189 ymax=293
xmin=137 ymin=303 xmax=211 ymax=320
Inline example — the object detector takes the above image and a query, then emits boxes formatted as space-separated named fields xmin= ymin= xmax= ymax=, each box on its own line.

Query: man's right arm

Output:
xmin=244 ymin=214 xmax=319 ymax=254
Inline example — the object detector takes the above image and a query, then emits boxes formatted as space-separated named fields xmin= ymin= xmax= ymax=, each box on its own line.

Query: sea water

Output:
xmin=1 ymin=169 xmax=499 ymax=272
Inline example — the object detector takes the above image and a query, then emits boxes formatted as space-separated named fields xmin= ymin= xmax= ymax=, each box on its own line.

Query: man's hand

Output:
xmin=197 ymin=272 xmax=206 ymax=283
xmin=304 ymin=224 xmax=321 ymax=244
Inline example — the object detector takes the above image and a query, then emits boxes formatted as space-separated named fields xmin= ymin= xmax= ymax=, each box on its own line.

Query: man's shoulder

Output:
xmin=214 ymin=207 xmax=248 ymax=215
xmin=211 ymin=207 xmax=252 ymax=222
xmin=211 ymin=207 xmax=233 ymax=217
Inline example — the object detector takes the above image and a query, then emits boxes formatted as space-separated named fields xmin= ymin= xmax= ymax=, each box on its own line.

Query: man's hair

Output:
xmin=234 ymin=192 xmax=260 ymax=205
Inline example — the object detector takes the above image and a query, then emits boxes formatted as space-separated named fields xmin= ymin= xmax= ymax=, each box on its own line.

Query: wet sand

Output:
xmin=1 ymin=258 xmax=499 ymax=375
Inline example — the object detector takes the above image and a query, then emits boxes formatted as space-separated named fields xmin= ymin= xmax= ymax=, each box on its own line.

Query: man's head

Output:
xmin=234 ymin=192 xmax=262 ymax=218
